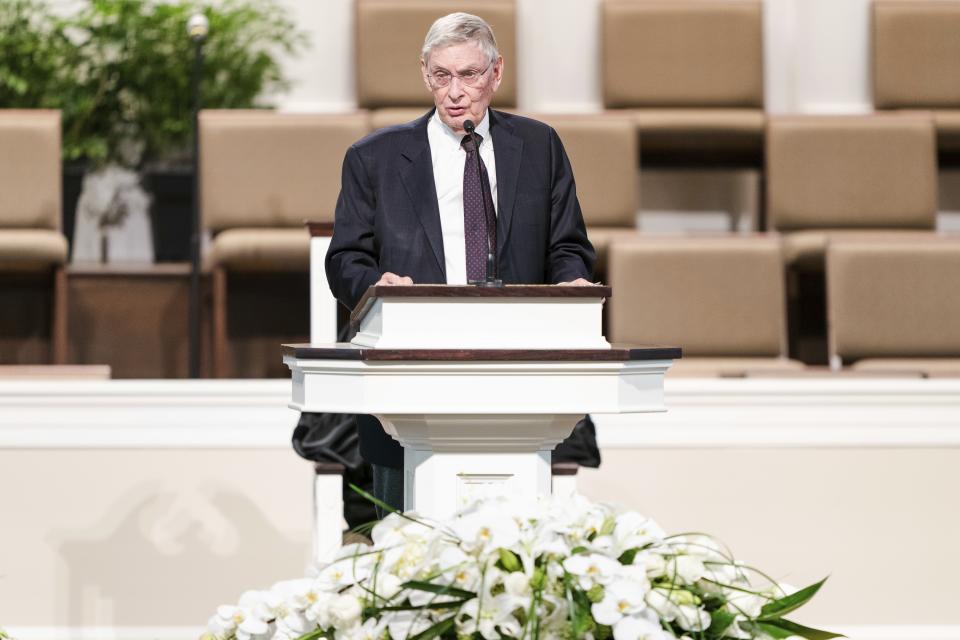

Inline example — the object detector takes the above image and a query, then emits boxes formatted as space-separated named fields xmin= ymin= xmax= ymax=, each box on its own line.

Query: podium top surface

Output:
xmin=351 ymin=284 xmax=613 ymax=327
xmin=282 ymin=343 xmax=681 ymax=362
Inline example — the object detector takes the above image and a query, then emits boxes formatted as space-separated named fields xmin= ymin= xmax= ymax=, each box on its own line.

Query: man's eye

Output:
xmin=461 ymin=71 xmax=478 ymax=80
xmin=433 ymin=71 xmax=450 ymax=80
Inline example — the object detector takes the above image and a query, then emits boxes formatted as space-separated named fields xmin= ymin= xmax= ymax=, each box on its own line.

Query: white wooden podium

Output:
xmin=284 ymin=284 xmax=678 ymax=521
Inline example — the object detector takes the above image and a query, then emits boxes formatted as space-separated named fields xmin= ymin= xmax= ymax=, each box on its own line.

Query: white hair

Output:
xmin=421 ymin=12 xmax=499 ymax=65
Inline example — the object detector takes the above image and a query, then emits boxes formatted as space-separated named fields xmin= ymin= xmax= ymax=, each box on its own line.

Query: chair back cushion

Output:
xmin=0 ymin=110 xmax=61 ymax=229
xmin=356 ymin=0 xmax=517 ymax=108
xmin=829 ymin=239 xmax=960 ymax=361
xmin=608 ymin=236 xmax=787 ymax=357
xmin=602 ymin=0 xmax=763 ymax=108
xmin=535 ymin=114 xmax=637 ymax=228
xmin=200 ymin=111 xmax=369 ymax=232
xmin=767 ymin=114 xmax=937 ymax=231
xmin=873 ymin=0 xmax=960 ymax=108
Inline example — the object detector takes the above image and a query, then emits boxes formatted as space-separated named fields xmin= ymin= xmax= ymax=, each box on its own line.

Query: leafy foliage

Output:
xmin=0 ymin=0 xmax=306 ymax=165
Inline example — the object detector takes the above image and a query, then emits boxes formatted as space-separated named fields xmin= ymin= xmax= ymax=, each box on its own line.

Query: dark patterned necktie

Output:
xmin=461 ymin=133 xmax=496 ymax=282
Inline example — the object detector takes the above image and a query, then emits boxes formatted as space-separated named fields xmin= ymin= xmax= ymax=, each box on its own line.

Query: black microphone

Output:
xmin=464 ymin=119 xmax=502 ymax=287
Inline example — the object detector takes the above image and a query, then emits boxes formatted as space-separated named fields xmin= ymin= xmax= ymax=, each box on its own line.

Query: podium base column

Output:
xmin=379 ymin=413 xmax=581 ymax=521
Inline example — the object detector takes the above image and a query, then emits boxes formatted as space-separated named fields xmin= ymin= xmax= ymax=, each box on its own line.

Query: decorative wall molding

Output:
xmin=595 ymin=378 xmax=960 ymax=448
xmin=2 ymin=378 xmax=959 ymax=449
xmin=0 ymin=379 xmax=294 ymax=448
xmin=7 ymin=625 xmax=960 ymax=640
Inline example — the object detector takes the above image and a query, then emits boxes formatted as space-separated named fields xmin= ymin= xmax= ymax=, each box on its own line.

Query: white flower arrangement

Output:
xmin=205 ymin=494 xmax=839 ymax=640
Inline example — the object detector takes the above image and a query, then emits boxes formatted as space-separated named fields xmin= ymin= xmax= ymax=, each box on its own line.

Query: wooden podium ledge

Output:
xmin=282 ymin=343 xmax=681 ymax=362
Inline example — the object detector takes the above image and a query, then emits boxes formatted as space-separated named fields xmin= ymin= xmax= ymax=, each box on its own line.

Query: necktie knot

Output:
xmin=460 ymin=132 xmax=483 ymax=153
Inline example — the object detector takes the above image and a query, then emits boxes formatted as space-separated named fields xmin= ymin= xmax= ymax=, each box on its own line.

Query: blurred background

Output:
xmin=2 ymin=0 xmax=960 ymax=638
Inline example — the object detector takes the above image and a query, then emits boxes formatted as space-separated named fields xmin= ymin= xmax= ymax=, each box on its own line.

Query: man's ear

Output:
xmin=420 ymin=58 xmax=432 ymax=91
xmin=491 ymin=55 xmax=504 ymax=92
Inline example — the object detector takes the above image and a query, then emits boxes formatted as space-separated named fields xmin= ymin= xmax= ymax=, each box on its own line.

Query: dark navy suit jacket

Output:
xmin=326 ymin=108 xmax=596 ymax=467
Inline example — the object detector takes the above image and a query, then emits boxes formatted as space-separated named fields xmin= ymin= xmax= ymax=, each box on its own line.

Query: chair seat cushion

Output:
xmin=851 ymin=358 xmax=960 ymax=378
xmin=667 ymin=356 xmax=805 ymax=377
xmin=0 ymin=229 xmax=68 ymax=271
xmin=784 ymin=229 xmax=937 ymax=271
xmin=209 ymin=228 xmax=310 ymax=272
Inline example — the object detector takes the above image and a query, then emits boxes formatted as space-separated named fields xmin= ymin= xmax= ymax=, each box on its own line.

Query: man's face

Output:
xmin=421 ymin=42 xmax=502 ymax=135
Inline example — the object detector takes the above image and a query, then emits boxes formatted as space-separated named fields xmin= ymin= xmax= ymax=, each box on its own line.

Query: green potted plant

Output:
xmin=71 ymin=0 xmax=307 ymax=262
xmin=1 ymin=0 xmax=306 ymax=261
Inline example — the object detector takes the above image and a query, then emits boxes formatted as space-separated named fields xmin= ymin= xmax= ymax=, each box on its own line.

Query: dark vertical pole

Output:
xmin=188 ymin=39 xmax=203 ymax=378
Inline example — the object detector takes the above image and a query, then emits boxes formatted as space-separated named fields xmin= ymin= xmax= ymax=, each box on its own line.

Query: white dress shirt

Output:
xmin=427 ymin=109 xmax=498 ymax=285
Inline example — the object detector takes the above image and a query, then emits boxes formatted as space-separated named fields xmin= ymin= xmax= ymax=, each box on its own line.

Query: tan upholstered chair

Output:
xmin=607 ymin=236 xmax=803 ymax=376
xmin=357 ymin=0 xmax=517 ymax=129
xmin=533 ymin=114 xmax=639 ymax=278
xmin=827 ymin=238 xmax=960 ymax=376
xmin=200 ymin=110 xmax=370 ymax=377
xmin=872 ymin=0 xmax=960 ymax=162
xmin=601 ymin=0 xmax=765 ymax=169
xmin=0 ymin=110 xmax=68 ymax=364
xmin=767 ymin=114 xmax=938 ymax=272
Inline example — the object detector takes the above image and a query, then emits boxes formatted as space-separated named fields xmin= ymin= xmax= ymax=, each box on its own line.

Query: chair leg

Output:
xmin=212 ymin=266 xmax=228 ymax=378
xmin=51 ymin=266 xmax=67 ymax=364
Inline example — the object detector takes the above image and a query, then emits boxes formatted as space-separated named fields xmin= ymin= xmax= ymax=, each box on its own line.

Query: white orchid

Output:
xmin=451 ymin=508 xmax=520 ymax=554
xmin=456 ymin=593 xmax=523 ymax=640
xmin=591 ymin=578 xmax=649 ymax=626
xmin=563 ymin=552 xmax=622 ymax=590
xmin=327 ymin=593 xmax=364 ymax=629
xmin=612 ymin=611 xmax=673 ymax=640
xmin=646 ymin=587 xmax=711 ymax=633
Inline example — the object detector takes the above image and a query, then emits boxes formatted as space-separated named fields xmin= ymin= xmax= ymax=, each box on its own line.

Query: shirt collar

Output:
xmin=430 ymin=108 xmax=491 ymax=150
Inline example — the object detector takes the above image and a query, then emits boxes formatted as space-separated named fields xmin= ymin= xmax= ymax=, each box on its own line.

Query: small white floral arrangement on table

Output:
xmin=205 ymin=493 xmax=840 ymax=640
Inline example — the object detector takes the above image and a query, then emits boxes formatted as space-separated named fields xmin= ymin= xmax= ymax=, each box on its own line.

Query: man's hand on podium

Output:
xmin=376 ymin=272 xmax=414 ymax=286
xmin=558 ymin=278 xmax=597 ymax=286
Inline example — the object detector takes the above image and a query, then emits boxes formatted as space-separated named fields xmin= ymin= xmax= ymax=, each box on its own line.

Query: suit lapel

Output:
xmin=398 ymin=111 xmax=446 ymax=277
xmin=491 ymin=110 xmax=523 ymax=254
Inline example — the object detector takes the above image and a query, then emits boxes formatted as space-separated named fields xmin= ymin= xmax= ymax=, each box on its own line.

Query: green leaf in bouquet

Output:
xmin=408 ymin=615 xmax=455 ymax=640
xmin=618 ymin=548 xmax=639 ymax=565
xmin=758 ymin=577 xmax=829 ymax=621
xmin=498 ymin=548 xmax=523 ymax=572
xmin=376 ymin=600 xmax=468 ymax=612
xmin=750 ymin=619 xmax=845 ymax=640
xmin=294 ymin=628 xmax=332 ymax=640
xmin=739 ymin=621 xmax=796 ymax=639
xmin=570 ymin=545 xmax=588 ymax=555
xmin=569 ymin=585 xmax=596 ymax=637
xmin=595 ymin=623 xmax=613 ymax=640
xmin=401 ymin=579 xmax=476 ymax=600
xmin=705 ymin=608 xmax=736 ymax=638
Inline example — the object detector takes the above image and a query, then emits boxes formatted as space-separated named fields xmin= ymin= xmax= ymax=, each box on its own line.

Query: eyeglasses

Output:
xmin=427 ymin=62 xmax=493 ymax=89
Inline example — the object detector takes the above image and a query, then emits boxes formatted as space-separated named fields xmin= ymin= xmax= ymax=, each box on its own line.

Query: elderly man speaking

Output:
xmin=326 ymin=12 xmax=597 ymax=512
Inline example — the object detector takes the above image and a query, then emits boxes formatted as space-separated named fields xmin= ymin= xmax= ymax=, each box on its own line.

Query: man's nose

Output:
xmin=447 ymin=76 xmax=467 ymax=100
